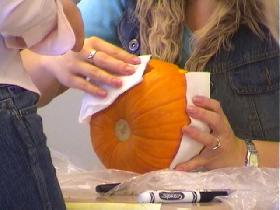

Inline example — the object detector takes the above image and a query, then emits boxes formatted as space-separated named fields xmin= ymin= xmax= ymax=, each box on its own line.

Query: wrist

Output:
xmin=40 ymin=55 xmax=58 ymax=77
xmin=237 ymin=138 xmax=247 ymax=167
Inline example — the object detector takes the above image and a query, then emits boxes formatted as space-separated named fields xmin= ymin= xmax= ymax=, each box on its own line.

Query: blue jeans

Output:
xmin=0 ymin=85 xmax=65 ymax=210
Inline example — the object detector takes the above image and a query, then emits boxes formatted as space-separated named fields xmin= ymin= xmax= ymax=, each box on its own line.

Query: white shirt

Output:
xmin=0 ymin=0 xmax=76 ymax=93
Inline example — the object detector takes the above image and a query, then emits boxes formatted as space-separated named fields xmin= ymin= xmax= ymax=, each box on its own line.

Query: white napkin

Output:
xmin=79 ymin=55 xmax=151 ymax=123
xmin=170 ymin=72 xmax=210 ymax=169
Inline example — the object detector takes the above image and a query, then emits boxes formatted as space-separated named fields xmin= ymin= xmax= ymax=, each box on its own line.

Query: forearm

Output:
xmin=20 ymin=49 xmax=66 ymax=107
xmin=253 ymin=140 xmax=279 ymax=168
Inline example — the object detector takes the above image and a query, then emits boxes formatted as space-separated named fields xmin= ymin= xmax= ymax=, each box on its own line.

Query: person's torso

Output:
xmin=0 ymin=36 xmax=39 ymax=93
xmin=117 ymin=1 xmax=280 ymax=141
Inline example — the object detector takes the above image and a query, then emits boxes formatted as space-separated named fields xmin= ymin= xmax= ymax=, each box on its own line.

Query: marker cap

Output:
xmin=200 ymin=191 xmax=228 ymax=202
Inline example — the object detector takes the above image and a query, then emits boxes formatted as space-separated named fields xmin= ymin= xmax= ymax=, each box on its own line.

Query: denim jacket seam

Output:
xmin=210 ymin=50 xmax=279 ymax=74
xmin=117 ymin=13 xmax=128 ymax=46
xmin=248 ymin=96 xmax=265 ymax=137
xmin=230 ymin=84 xmax=279 ymax=94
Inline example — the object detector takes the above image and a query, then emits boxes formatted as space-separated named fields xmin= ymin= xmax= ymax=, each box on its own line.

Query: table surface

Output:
xmin=65 ymin=195 xmax=231 ymax=210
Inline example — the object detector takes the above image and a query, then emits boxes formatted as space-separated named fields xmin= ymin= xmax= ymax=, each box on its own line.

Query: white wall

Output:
xmin=38 ymin=89 xmax=104 ymax=170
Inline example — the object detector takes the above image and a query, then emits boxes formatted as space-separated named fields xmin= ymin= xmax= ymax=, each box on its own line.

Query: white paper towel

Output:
xmin=170 ymin=72 xmax=210 ymax=169
xmin=79 ymin=55 xmax=151 ymax=123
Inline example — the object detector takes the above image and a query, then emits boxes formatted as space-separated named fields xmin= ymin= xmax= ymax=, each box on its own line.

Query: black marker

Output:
xmin=137 ymin=190 xmax=228 ymax=203
xmin=95 ymin=183 xmax=121 ymax=193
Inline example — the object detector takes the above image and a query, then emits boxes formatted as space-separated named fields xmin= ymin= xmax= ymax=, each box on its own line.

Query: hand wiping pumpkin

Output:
xmin=79 ymin=56 xmax=210 ymax=173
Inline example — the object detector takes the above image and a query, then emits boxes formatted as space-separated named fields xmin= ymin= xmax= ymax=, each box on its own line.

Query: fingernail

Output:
xmin=97 ymin=90 xmax=107 ymax=97
xmin=182 ymin=125 xmax=188 ymax=131
xmin=182 ymin=125 xmax=195 ymax=135
xmin=131 ymin=56 xmax=141 ymax=64
xmin=125 ymin=65 xmax=136 ymax=74
xmin=111 ymin=78 xmax=122 ymax=87
xmin=182 ymin=126 xmax=189 ymax=132
xmin=192 ymin=95 xmax=204 ymax=103
xmin=175 ymin=166 xmax=185 ymax=171
xmin=187 ymin=105 xmax=196 ymax=114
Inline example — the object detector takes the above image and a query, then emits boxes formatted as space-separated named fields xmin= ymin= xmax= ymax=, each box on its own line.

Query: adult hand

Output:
xmin=175 ymin=96 xmax=247 ymax=171
xmin=44 ymin=36 xmax=141 ymax=97
xmin=61 ymin=0 xmax=84 ymax=51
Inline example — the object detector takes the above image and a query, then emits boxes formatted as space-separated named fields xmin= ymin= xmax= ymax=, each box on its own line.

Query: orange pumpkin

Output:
xmin=90 ymin=59 xmax=190 ymax=173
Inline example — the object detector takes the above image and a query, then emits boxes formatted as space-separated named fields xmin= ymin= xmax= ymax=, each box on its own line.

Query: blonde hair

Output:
xmin=135 ymin=0 xmax=273 ymax=71
xmin=135 ymin=0 xmax=186 ymax=64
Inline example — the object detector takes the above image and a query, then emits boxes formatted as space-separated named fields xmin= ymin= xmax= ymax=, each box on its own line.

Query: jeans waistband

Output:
xmin=0 ymin=84 xmax=28 ymax=100
xmin=0 ymin=84 xmax=39 ymax=113
xmin=0 ymin=84 xmax=11 ymax=88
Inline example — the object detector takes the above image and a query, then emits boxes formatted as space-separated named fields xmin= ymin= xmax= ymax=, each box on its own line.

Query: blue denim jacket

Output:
xmin=117 ymin=2 xmax=280 ymax=141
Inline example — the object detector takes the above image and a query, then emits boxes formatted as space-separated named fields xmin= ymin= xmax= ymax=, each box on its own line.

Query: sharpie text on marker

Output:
xmin=137 ymin=190 xmax=228 ymax=203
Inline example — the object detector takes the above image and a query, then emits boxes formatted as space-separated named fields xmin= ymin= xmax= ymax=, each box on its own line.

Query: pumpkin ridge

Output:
xmin=107 ymin=141 xmax=127 ymax=168
xmin=133 ymin=148 xmax=172 ymax=171
xmin=131 ymin=132 xmax=181 ymax=141
xmin=133 ymin=120 xmax=187 ymax=131
xmin=107 ymin=133 xmax=172 ymax=171
xmin=90 ymin=128 xmax=117 ymax=149
xmin=134 ymin=136 xmax=181 ymax=159
xmin=92 ymin=136 xmax=116 ymax=151
xmin=135 ymin=151 xmax=174 ymax=167
xmin=133 ymin=118 xmax=187 ymax=130
xmin=131 ymin=97 xmax=186 ymax=124
xmin=133 ymin=149 xmax=166 ymax=171
xmin=91 ymin=112 xmax=114 ymax=124
xmin=125 ymin=74 xmax=179 ymax=112
xmin=90 ymin=123 xmax=109 ymax=130
xmin=93 ymin=140 xmax=118 ymax=165
xmin=109 ymin=140 xmax=136 ymax=169
xmin=133 ymin=140 xmax=176 ymax=160
xmin=92 ymin=128 xmax=133 ymax=150
xmin=133 ymin=134 xmax=179 ymax=142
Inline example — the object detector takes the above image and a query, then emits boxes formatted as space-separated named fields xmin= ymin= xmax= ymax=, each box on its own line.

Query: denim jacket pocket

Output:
xmin=229 ymin=56 xmax=279 ymax=95
xmin=228 ymin=56 xmax=279 ymax=140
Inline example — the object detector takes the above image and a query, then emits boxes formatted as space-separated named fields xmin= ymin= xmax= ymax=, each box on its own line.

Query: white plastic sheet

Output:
xmin=52 ymin=150 xmax=279 ymax=209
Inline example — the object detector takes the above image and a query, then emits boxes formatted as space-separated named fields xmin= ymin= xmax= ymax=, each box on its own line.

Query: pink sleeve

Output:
xmin=0 ymin=0 xmax=76 ymax=55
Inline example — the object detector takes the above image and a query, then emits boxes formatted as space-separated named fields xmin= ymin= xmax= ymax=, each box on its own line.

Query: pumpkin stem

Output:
xmin=115 ymin=119 xmax=131 ymax=142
